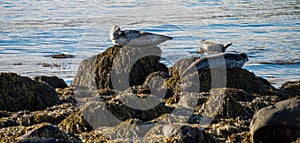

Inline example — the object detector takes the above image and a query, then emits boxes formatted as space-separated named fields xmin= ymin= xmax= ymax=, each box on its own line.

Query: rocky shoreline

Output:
xmin=1 ymin=45 xmax=299 ymax=143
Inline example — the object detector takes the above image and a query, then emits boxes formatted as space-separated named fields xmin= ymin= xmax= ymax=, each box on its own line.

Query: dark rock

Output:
xmin=34 ymin=75 xmax=68 ymax=89
xmin=212 ymin=68 xmax=277 ymax=95
xmin=199 ymin=88 xmax=251 ymax=119
xmin=224 ymin=88 xmax=255 ymax=102
xmin=250 ymin=99 xmax=300 ymax=143
xmin=131 ymin=71 xmax=171 ymax=96
xmin=0 ymin=73 xmax=60 ymax=112
xmin=0 ymin=103 xmax=76 ymax=128
xmin=249 ymin=95 xmax=279 ymax=113
xmin=280 ymin=80 xmax=300 ymax=97
xmin=206 ymin=118 xmax=250 ymax=142
xmin=79 ymin=93 xmax=172 ymax=129
xmin=45 ymin=53 xmax=75 ymax=59
xmin=71 ymin=55 xmax=99 ymax=98
xmin=16 ymin=123 xmax=81 ymax=143
xmin=71 ymin=45 xmax=168 ymax=96
xmin=0 ymin=110 xmax=11 ymax=118
xmin=99 ymin=119 xmax=154 ymax=141
xmin=144 ymin=124 xmax=207 ymax=143
xmin=17 ymin=137 xmax=58 ymax=143
xmin=55 ymin=87 xmax=77 ymax=105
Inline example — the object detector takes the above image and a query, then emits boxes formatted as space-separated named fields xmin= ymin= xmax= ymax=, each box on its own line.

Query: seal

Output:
xmin=109 ymin=25 xmax=173 ymax=46
xmin=184 ymin=53 xmax=248 ymax=73
xmin=200 ymin=40 xmax=232 ymax=53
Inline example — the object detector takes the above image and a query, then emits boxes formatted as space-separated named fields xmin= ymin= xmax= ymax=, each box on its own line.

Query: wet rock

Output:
xmin=71 ymin=45 xmax=168 ymax=95
xmin=16 ymin=123 xmax=81 ymax=143
xmin=46 ymin=53 xmax=75 ymax=59
xmin=250 ymin=99 xmax=300 ymax=143
xmin=199 ymin=88 xmax=251 ymax=120
xmin=108 ymin=93 xmax=172 ymax=121
xmin=77 ymin=130 xmax=108 ymax=143
xmin=99 ymin=119 xmax=153 ymax=141
xmin=0 ymin=73 xmax=60 ymax=112
xmin=0 ymin=125 xmax=27 ymax=142
xmin=144 ymin=124 xmax=207 ymax=143
xmin=0 ymin=110 xmax=11 ymax=118
xmin=132 ymin=71 xmax=170 ymax=95
xmin=249 ymin=95 xmax=279 ymax=113
xmin=169 ymin=58 xmax=194 ymax=76
xmin=224 ymin=88 xmax=255 ymax=102
xmin=280 ymin=80 xmax=300 ymax=97
xmin=34 ymin=75 xmax=68 ymax=89
xmin=207 ymin=118 xmax=250 ymax=143
xmin=59 ymin=111 xmax=93 ymax=134
xmin=79 ymin=93 xmax=172 ymax=129
xmin=71 ymin=55 xmax=99 ymax=98
xmin=0 ymin=103 xmax=76 ymax=128
xmin=56 ymin=87 xmax=77 ymax=105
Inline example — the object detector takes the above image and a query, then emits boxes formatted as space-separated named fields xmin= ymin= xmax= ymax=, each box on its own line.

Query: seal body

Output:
xmin=195 ymin=53 xmax=248 ymax=70
xmin=182 ymin=53 xmax=248 ymax=75
xmin=110 ymin=26 xmax=173 ymax=46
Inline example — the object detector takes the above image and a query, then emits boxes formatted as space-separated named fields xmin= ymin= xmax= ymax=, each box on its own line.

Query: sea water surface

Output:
xmin=0 ymin=0 xmax=299 ymax=87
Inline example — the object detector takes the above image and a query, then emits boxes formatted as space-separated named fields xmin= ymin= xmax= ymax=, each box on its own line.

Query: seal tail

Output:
xmin=222 ymin=43 xmax=232 ymax=52
xmin=223 ymin=43 xmax=232 ymax=48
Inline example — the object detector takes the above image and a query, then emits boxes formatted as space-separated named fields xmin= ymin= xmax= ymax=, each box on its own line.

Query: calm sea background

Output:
xmin=0 ymin=0 xmax=299 ymax=87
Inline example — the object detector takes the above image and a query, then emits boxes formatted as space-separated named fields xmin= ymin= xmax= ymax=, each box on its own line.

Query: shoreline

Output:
xmin=1 ymin=45 xmax=299 ymax=142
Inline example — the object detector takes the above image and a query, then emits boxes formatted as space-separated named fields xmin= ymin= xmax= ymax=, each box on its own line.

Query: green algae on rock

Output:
xmin=0 ymin=73 xmax=60 ymax=112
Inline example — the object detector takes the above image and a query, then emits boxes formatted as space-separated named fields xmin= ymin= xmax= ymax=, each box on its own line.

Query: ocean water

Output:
xmin=0 ymin=0 xmax=299 ymax=87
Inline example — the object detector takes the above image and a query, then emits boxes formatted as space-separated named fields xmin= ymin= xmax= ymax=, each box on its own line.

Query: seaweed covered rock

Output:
xmin=226 ymin=68 xmax=278 ymax=95
xmin=280 ymin=80 xmax=300 ymax=97
xmin=16 ymin=123 xmax=81 ymax=143
xmin=59 ymin=111 xmax=93 ymax=134
xmin=144 ymin=124 xmax=206 ymax=143
xmin=99 ymin=119 xmax=153 ymax=141
xmin=168 ymin=58 xmax=278 ymax=95
xmin=250 ymin=99 xmax=300 ymax=143
xmin=205 ymin=88 xmax=252 ymax=119
xmin=0 ymin=103 xmax=76 ymax=128
xmin=79 ymin=93 xmax=172 ymax=129
xmin=34 ymin=75 xmax=68 ymax=89
xmin=71 ymin=45 xmax=168 ymax=95
xmin=0 ymin=73 xmax=60 ymax=112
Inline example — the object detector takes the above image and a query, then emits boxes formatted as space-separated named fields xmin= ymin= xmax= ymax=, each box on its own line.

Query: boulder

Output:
xmin=71 ymin=45 xmax=168 ymax=96
xmin=34 ymin=75 xmax=68 ymax=89
xmin=250 ymin=99 xmax=300 ymax=143
xmin=280 ymin=80 xmax=300 ymax=97
xmin=16 ymin=123 xmax=81 ymax=143
xmin=0 ymin=73 xmax=60 ymax=112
